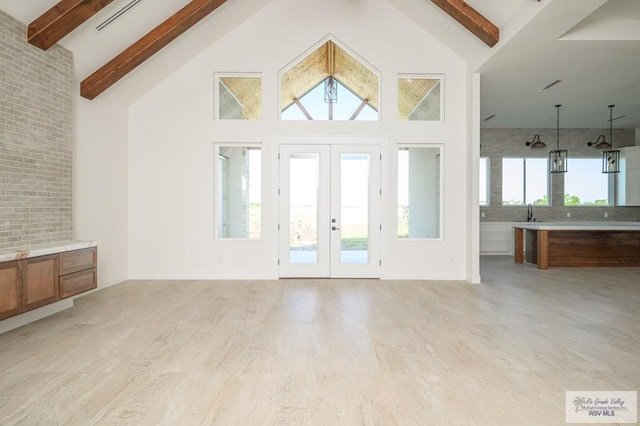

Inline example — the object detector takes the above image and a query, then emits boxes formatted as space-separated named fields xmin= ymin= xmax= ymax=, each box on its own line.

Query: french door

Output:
xmin=278 ymin=144 xmax=381 ymax=278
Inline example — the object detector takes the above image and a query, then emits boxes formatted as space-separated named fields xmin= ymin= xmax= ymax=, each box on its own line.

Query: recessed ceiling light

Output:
xmin=483 ymin=114 xmax=496 ymax=121
xmin=538 ymin=80 xmax=562 ymax=91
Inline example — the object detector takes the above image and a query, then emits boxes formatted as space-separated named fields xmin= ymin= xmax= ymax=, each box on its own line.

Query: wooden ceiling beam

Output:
xmin=28 ymin=0 xmax=115 ymax=50
xmin=431 ymin=0 xmax=499 ymax=47
xmin=81 ymin=0 xmax=227 ymax=100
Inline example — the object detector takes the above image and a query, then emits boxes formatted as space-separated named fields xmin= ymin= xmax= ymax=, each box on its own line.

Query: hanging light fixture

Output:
xmin=593 ymin=105 xmax=620 ymax=173
xmin=324 ymin=76 xmax=337 ymax=103
xmin=324 ymin=41 xmax=337 ymax=105
xmin=525 ymin=134 xmax=546 ymax=148
xmin=587 ymin=104 xmax=616 ymax=150
xmin=549 ymin=104 xmax=567 ymax=173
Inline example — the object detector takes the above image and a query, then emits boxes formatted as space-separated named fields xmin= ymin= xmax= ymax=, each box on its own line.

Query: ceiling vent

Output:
xmin=96 ymin=0 xmax=142 ymax=32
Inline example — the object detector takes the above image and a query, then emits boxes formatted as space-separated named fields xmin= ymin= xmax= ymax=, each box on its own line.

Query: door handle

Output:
xmin=332 ymin=226 xmax=340 ymax=231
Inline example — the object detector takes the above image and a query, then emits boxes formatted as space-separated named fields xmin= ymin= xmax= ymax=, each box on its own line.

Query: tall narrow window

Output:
xmin=398 ymin=75 xmax=444 ymax=121
xmin=215 ymin=75 xmax=262 ymax=120
xmin=502 ymin=158 xmax=548 ymax=205
xmin=216 ymin=145 xmax=261 ymax=239
xmin=565 ymin=158 xmax=609 ymax=205
xmin=397 ymin=145 xmax=442 ymax=239
xmin=480 ymin=157 xmax=489 ymax=206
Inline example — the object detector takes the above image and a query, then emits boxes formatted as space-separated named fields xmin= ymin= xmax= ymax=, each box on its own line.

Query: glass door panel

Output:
xmin=279 ymin=145 xmax=330 ymax=277
xmin=339 ymin=153 xmax=370 ymax=264
xmin=289 ymin=153 xmax=319 ymax=263
xmin=330 ymin=145 xmax=380 ymax=278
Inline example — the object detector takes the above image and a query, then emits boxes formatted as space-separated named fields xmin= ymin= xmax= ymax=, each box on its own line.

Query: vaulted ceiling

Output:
xmin=21 ymin=0 xmax=229 ymax=99
xmin=1 ymin=0 xmax=639 ymax=129
xmin=19 ymin=0 xmax=494 ymax=102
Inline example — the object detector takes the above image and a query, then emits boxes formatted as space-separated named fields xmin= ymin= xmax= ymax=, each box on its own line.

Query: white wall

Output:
xmin=128 ymin=0 xmax=471 ymax=280
xmin=74 ymin=95 xmax=129 ymax=288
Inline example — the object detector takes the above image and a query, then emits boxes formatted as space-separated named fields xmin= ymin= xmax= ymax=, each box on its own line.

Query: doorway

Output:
xmin=278 ymin=144 xmax=381 ymax=278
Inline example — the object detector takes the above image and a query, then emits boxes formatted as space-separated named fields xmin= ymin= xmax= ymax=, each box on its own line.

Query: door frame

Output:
xmin=276 ymin=137 xmax=384 ymax=278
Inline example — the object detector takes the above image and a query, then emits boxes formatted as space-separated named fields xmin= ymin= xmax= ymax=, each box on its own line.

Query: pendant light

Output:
xmin=595 ymin=105 xmax=620 ymax=174
xmin=587 ymin=105 xmax=615 ymax=150
xmin=549 ymin=104 xmax=567 ymax=173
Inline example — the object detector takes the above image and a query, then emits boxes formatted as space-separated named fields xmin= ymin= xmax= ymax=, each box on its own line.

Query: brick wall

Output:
xmin=0 ymin=11 xmax=74 ymax=250
xmin=480 ymin=127 xmax=640 ymax=222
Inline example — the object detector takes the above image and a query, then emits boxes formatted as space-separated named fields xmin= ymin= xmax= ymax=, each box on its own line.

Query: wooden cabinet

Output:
xmin=0 ymin=256 xmax=59 ymax=318
xmin=0 ymin=261 xmax=23 ymax=321
xmin=0 ymin=246 xmax=97 ymax=321
xmin=59 ymin=248 xmax=97 ymax=299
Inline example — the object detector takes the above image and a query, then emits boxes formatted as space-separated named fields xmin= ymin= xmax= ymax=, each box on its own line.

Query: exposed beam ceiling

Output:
xmin=431 ymin=0 xmax=499 ymax=47
xmin=80 ymin=0 xmax=228 ymax=100
xmin=28 ymin=0 xmax=115 ymax=50
xmin=4 ymin=0 xmax=638 ymax=128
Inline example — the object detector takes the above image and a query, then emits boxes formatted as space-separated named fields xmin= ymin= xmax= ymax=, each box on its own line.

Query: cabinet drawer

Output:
xmin=59 ymin=247 xmax=97 ymax=276
xmin=59 ymin=268 xmax=97 ymax=299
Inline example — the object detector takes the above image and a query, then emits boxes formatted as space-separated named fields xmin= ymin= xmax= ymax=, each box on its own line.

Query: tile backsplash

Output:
xmin=480 ymin=128 xmax=640 ymax=222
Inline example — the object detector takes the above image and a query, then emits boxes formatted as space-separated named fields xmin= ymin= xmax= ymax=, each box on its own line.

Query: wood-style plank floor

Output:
xmin=1 ymin=257 xmax=638 ymax=425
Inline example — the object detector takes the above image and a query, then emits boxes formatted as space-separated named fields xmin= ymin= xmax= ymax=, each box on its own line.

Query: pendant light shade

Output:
xmin=587 ymin=135 xmax=612 ymax=149
xmin=549 ymin=104 xmax=567 ymax=173
xmin=602 ymin=149 xmax=620 ymax=174
xmin=525 ymin=134 xmax=546 ymax=149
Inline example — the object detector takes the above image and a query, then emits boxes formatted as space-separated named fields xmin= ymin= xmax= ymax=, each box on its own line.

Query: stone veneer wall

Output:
xmin=481 ymin=128 xmax=640 ymax=222
xmin=0 ymin=11 xmax=74 ymax=250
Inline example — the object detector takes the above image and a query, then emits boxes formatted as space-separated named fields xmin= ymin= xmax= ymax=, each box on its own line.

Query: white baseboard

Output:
xmin=98 ymin=273 xmax=128 ymax=289
xmin=127 ymin=272 xmax=279 ymax=280
xmin=380 ymin=272 xmax=468 ymax=281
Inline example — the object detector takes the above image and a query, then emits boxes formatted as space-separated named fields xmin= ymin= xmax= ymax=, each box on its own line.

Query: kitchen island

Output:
xmin=513 ymin=222 xmax=640 ymax=269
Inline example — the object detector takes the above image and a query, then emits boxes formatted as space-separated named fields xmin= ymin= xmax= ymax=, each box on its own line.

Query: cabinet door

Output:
xmin=23 ymin=255 xmax=59 ymax=311
xmin=0 ymin=261 xmax=23 ymax=320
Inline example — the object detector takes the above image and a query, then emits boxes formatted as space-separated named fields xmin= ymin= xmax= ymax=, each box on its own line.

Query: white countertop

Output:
xmin=513 ymin=221 xmax=640 ymax=231
xmin=0 ymin=240 xmax=98 ymax=263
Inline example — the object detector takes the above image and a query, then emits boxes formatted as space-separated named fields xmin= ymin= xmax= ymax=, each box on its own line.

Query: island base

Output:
xmin=514 ymin=228 xmax=640 ymax=269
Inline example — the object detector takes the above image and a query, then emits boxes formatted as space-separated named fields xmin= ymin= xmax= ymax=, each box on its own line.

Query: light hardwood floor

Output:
xmin=1 ymin=257 xmax=638 ymax=425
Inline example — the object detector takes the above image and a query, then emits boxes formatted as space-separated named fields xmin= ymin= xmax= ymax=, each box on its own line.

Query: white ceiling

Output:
xmin=476 ymin=0 xmax=640 ymax=129
xmin=1 ymin=0 xmax=638 ymax=129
